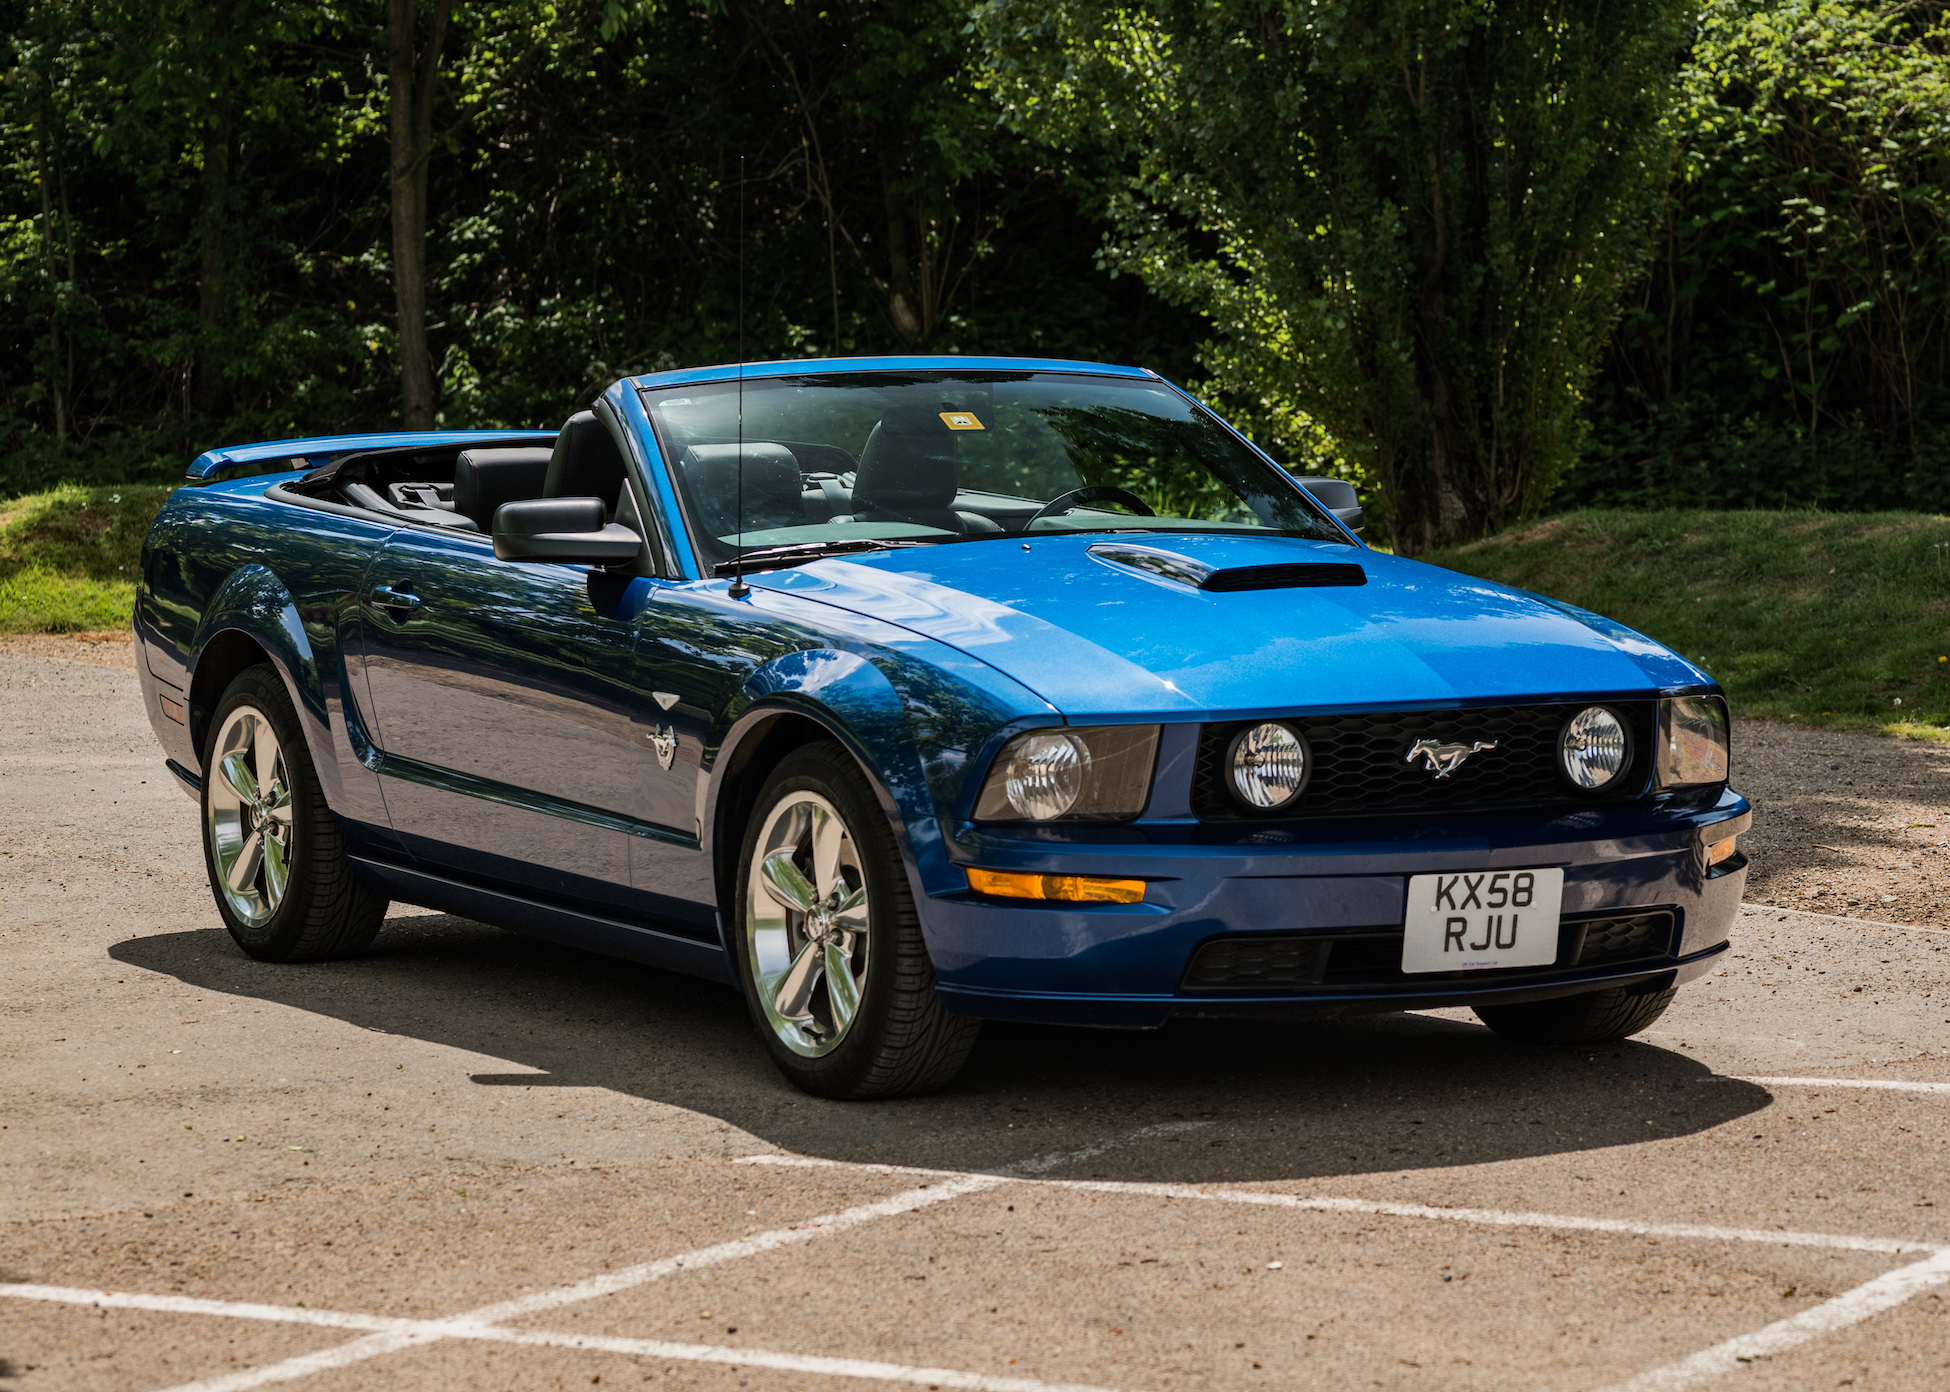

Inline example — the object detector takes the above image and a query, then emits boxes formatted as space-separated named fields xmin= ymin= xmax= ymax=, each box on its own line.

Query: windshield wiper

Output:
xmin=712 ymin=537 xmax=923 ymax=577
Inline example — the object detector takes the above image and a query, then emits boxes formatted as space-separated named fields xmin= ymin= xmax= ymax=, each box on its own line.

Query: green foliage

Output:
xmin=981 ymin=0 xmax=1690 ymax=554
xmin=0 ymin=482 xmax=172 ymax=632
xmin=0 ymin=0 xmax=1205 ymax=483
xmin=1429 ymin=508 xmax=1950 ymax=730
xmin=1576 ymin=0 xmax=1950 ymax=510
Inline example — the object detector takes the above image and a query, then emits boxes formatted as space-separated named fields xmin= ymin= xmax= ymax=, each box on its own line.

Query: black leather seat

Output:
xmin=680 ymin=444 xmax=806 ymax=539
xmin=454 ymin=447 xmax=554 ymax=530
xmin=545 ymin=411 xmax=628 ymax=512
xmin=851 ymin=409 xmax=1000 ymax=534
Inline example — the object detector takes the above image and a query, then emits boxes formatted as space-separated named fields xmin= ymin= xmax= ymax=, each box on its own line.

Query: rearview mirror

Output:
xmin=1298 ymin=477 xmax=1364 ymax=535
xmin=493 ymin=497 xmax=643 ymax=564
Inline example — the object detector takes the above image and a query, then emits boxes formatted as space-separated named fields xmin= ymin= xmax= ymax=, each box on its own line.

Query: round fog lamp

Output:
xmin=1001 ymin=732 xmax=1088 ymax=820
xmin=1560 ymin=706 xmax=1628 ymax=790
xmin=1228 ymin=722 xmax=1308 ymax=810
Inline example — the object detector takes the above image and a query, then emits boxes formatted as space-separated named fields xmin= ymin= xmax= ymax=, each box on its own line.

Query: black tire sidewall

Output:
xmin=200 ymin=665 xmax=330 ymax=959
xmin=730 ymin=745 xmax=915 ymax=1095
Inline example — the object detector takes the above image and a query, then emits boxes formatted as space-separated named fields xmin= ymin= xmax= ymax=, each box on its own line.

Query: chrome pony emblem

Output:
xmin=1405 ymin=737 xmax=1497 ymax=780
xmin=648 ymin=724 xmax=678 ymax=771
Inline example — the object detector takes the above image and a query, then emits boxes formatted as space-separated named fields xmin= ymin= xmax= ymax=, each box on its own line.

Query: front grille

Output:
xmin=1180 ymin=909 xmax=1677 ymax=991
xmin=1193 ymin=702 xmax=1653 ymax=821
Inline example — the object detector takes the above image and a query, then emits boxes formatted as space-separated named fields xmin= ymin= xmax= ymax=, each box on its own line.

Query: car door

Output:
xmin=357 ymin=523 xmax=662 ymax=912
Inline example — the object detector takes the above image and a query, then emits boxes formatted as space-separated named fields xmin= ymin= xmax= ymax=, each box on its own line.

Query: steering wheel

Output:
xmin=1023 ymin=485 xmax=1156 ymax=531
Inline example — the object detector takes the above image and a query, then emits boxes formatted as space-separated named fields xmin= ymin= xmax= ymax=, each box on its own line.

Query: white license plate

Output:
xmin=1401 ymin=869 xmax=1564 ymax=974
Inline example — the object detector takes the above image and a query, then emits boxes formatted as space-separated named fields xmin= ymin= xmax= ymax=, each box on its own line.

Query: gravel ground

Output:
xmin=0 ymin=631 xmax=139 ymax=669
xmin=1735 ymin=722 xmax=1950 ymax=928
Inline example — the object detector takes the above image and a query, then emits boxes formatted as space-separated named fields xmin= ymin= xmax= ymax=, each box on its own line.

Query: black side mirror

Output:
xmin=1298 ymin=477 xmax=1364 ymax=535
xmin=493 ymin=497 xmax=643 ymax=564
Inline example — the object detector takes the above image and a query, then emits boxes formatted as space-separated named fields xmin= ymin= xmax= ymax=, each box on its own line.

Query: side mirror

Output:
xmin=1298 ymin=477 xmax=1364 ymax=535
xmin=493 ymin=497 xmax=643 ymax=564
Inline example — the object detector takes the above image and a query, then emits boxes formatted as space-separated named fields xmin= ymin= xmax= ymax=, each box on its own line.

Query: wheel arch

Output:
xmin=703 ymin=649 xmax=956 ymax=951
xmin=188 ymin=565 xmax=329 ymax=778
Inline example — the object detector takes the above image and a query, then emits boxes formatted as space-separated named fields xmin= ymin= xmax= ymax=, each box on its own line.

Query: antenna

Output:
xmin=727 ymin=154 xmax=750 ymax=599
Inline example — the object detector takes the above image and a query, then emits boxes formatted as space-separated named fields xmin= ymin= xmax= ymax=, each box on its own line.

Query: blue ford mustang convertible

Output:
xmin=135 ymin=356 xmax=1749 ymax=1097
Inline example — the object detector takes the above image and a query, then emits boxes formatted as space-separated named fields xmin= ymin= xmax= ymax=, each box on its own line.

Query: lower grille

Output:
xmin=1572 ymin=911 xmax=1675 ymax=966
xmin=1193 ymin=701 xmax=1654 ymax=821
xmin=1181 ymin=909 xmax=1677 ymax=991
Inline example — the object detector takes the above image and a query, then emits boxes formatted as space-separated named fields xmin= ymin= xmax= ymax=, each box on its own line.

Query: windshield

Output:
xmin=640 ymin=371 xmax=1346 ymax=568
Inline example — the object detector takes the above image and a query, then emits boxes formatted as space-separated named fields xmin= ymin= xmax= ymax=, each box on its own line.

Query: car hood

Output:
xmin=749 ymin=532 xmax=1707 ymax=716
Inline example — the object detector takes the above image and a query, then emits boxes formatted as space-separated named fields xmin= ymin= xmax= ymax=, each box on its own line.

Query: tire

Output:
xmin=1472 ymin=984 xmax=1677 ymax=1046
xmin=200 ymin=664 xmax=388 ymax=962
xmin=730 ymin=742 xmax=979 ymax=1099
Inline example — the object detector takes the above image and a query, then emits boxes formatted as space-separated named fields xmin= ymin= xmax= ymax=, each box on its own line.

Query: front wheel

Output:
xmin=1472 ymin=983 xmax=1676 ymax=1045
xmin=200 ymin=664 xmax=388 ymax=962
xmin=731 ymin=742 xmax=979 ymax=1098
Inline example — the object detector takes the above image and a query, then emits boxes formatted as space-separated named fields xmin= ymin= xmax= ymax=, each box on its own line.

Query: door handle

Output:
xmin=369 ymin=583 xmax=422 ymax=617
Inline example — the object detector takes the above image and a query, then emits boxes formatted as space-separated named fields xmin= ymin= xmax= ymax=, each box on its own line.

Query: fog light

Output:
xmin=1560 ymin=706 xmax=1629 ymax=790
xmin=1227 ymin=721 xmax=1309 ymax=810
xmin=965 ymin=868 xmax=1146 ymax=903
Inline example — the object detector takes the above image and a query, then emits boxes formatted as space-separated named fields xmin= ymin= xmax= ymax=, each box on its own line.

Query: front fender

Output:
xmin=706 ymin=651 xmax=944 ymax=900
xmin=703 ymin=634 xmax=1056 ymax=979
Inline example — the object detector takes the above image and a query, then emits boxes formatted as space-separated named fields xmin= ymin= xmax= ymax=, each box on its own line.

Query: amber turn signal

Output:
xmin=1706 ymin=836 xmax=1737 ymax=866
xmin=965 ymin=868 xmax=1146 ymax=904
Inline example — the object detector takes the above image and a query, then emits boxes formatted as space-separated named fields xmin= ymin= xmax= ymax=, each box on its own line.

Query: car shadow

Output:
xmin=110 ymin=912 xmax=1770 ymax=1184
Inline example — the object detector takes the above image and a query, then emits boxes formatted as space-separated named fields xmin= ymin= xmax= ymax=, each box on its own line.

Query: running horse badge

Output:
xmin=1405 ymin=737 xmax=1498 ymax=780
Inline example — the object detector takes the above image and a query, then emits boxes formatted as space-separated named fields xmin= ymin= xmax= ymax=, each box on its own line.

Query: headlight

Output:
xmin=974 ymin=725 xmax=1160 ymax=821
xmin=1559 ymin=706 xmax=1629 ymax=791
xmin=1657 ymin=695 xmax=1729 ymax=788
xmin=1226 ymin=721 xmax=1309 ymax=810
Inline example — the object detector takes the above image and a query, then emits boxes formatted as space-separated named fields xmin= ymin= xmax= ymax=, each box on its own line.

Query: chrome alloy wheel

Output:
xmin=206 ymin=705 xmax=294 ymax=927
xmin=745 ymin=791 xmax=871 ymax=1057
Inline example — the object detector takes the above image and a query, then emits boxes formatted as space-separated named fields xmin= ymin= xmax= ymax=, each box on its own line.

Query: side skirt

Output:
xmin=349 ymin=855 xmax=734 ymax=985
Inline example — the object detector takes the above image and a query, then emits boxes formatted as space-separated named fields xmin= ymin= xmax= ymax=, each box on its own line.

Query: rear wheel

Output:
xmin=731 ymin=742 xmax=979 ymax=1098
xmin=200 ymin=664 xmax=387 ymax=962
xmin=1472 ymin=984 xmax=1676 ymax=1045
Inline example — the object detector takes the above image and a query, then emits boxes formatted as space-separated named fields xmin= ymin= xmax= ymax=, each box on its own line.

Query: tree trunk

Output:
xmin=194 ymin=97 xmax=232 ymax=417
xmin=877 ymin=143 xmax=922 ymax=344
xmin=34 ymin=114 xmax=66 ymax=443
xmin=388 ymin=0 xmax=451 ymax=429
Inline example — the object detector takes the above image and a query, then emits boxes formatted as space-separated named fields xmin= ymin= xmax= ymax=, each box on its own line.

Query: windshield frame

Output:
xmin=635 ymin=367 xmax=1352 ymax=575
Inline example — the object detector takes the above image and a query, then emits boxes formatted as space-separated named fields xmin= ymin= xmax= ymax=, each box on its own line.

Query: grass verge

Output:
xmin=1428 ymin=509 xmax=1950 ymax=738
xmin=0 ymin=484 xmax=177 ymax=635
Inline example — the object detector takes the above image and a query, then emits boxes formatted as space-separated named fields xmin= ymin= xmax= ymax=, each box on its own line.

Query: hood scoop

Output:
xmin=1088 ymin=542 xmax=1366 ymax=593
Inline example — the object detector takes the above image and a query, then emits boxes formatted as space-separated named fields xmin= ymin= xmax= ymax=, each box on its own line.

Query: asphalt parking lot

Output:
xmin=4 ymin=646 xmax=1949 ymax=1392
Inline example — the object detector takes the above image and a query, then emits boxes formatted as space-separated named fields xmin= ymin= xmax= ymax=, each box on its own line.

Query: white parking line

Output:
xmin=448 ymin=1323 xmax=1129 ymax=1392
xmin=1596 ymin=1247 xmax=1950 ymax=1391
xmin=47 ymin=1123 xmax=1195 ymax=1392
xmin=121 ymin=1175 xmax=1001 ymax=1392
xmin=8 ymin=1120 xmax=1942 ymax=1392
xmin=1739 ymin=902 xmax=1950 ymax=937
xmin=0 ymin=1284 xmax=1130 ymax=1392
xmin=736 ymin=1157 xmax=1943 ymax=1256
xmin=1739 ymin=1075 xmax=1950 ymax=1096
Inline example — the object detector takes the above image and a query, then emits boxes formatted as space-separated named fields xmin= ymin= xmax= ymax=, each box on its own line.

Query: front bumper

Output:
xmin=923 ymin=788 xmax=1749 ymax=1028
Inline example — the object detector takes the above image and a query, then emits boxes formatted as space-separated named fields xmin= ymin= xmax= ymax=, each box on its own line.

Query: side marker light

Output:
xmin=966 ymin=868 xmax=1146 ymax=904
xmin=159 ymin=694 xmax=186 ymax=725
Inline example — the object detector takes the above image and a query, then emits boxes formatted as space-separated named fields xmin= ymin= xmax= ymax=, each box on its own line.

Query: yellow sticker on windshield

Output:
xmin=939 ymin=411 xmax=984 ymax=431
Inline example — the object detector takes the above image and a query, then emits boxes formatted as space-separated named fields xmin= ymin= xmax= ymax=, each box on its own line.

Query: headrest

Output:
xmin=681 ymin=444 xmax=804 ymax=537
xmin=852 ymin=409 xmax=959 ymax=512
xmin=543 ymin=411 xmax=627 ymax=509
xmin=454 ymin=447 xmax=554 ymax=530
